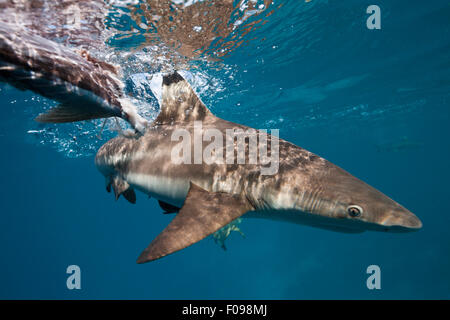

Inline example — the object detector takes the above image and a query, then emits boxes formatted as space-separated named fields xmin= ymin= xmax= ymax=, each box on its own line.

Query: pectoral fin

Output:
xmin=137 ymin=183 xmax=253 ymax=263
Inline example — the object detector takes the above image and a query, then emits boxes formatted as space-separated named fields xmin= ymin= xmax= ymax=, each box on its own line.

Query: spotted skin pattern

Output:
xmin=95 ymin=72 xmax=422 ymax=262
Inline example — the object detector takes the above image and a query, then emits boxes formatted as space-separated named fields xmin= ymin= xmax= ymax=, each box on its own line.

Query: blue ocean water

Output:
xmin=0 ymin=0 xmax=449 ymax=299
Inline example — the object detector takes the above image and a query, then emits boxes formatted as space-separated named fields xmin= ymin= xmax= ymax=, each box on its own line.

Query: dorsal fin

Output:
xmin=153 ymin=71 xmax=214 ymax=125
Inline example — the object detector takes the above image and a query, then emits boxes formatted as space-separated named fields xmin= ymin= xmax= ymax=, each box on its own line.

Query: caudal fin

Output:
xmin=0 ymin=23 xmax=148 ymax=132
xmin=35 ymin=102 xmax=118 ymax=123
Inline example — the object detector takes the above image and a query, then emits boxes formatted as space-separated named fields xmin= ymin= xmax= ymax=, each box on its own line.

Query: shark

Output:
xmin=0 ymin=6 xmax=422 ymax=263
xmin=94 ymin=72 xmax=422 ymax=263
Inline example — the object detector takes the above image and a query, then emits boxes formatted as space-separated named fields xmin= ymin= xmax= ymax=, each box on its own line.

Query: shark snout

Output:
xmin=380 ymin=208 xmax=422 ymax=231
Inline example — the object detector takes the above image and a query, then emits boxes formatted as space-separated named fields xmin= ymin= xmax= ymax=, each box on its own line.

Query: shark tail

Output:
xmin=0 ymin=22 xmax=148 ymax=132
xmin=34 ymin=97 xmax=148 ymax=133
xmin=35 ymin=103 xmax=118 ymax=123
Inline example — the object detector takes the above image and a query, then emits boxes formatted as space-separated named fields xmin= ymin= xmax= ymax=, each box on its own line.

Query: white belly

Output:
xmin=124 ymin=172 xmax=190 ymax=207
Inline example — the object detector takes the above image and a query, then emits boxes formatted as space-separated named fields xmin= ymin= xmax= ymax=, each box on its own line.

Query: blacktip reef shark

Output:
xmin=0 ymin=12 xmax=422 ymax=264
xmin=94 ymin=72 xmax=422 ymax=263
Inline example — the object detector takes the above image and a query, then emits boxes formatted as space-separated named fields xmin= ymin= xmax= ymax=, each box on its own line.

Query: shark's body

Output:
xmin=95 ymin=72 xmax=422 ymax=263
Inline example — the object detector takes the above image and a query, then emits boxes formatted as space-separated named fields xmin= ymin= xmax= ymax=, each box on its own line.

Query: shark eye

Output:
xmin=347 ymin=205 xmax=363 ymax=217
